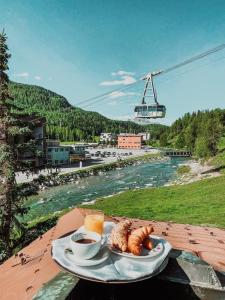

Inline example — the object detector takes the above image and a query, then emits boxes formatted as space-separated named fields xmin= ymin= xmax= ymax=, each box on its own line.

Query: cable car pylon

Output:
xmin=134 ymin=71 xmax=166 ymax=121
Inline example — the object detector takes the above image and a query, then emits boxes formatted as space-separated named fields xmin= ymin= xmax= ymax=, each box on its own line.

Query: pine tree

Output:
xmin=0 ymin=30 xmax=32 ymax=257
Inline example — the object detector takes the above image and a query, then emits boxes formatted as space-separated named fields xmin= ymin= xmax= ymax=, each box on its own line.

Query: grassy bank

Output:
xmin=82 ymin=175 xmax=225 ymax=228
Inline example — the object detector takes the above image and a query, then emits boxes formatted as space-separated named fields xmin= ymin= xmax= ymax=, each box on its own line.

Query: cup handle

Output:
xmin=100 ymin=234 xmax=108 ymax=249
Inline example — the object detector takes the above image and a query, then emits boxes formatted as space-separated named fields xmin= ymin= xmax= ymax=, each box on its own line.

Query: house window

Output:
xmin=55 ymin=148 xmax=58 ymax=152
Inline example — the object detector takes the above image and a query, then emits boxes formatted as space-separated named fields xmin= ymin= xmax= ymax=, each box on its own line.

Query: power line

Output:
xmin=82 ymin=81 xmax=143 ymax=108
xmin=161 ymin=43 xmax=225 ymax=75
xmin=76 ymin=80 xmax=141 ymax=107
xmin=156 ymin=53 xmax=225 ymax=88
xmin=76 ymin=43 xmax=225 ymax=109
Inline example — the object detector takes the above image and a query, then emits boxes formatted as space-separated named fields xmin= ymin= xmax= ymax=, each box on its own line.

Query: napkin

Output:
xmin=52 ymin=222 xmax=171 ymax=282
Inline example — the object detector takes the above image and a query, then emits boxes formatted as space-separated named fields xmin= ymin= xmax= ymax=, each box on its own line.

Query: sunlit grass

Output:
xmin=83 ymin=175 xmax=225 ymax=228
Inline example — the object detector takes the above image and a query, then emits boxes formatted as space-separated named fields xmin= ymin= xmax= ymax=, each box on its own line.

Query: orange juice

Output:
xmin=84 ymin=214 xmax=104 ymax=235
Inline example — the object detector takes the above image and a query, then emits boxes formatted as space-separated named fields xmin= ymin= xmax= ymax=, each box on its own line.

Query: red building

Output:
xmin=117 ymin=134 xmax=143 ymax=149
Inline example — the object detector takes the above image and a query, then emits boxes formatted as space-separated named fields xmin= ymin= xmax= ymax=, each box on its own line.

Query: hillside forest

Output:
xmin=9 ymin=81 xmax=166 ymax=143
xmin=9 ymin=81 xmax=225 ymax=158
xmin=160 ymin=109 xmax=225 ymax=158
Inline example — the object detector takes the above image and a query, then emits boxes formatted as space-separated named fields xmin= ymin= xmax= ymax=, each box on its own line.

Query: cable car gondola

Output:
xmin=134 ymin=72 xmax=166 ymax=120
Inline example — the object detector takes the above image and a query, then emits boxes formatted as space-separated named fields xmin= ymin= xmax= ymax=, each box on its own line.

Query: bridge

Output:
xmin=163 ymin=150 xmax=192 ymax=157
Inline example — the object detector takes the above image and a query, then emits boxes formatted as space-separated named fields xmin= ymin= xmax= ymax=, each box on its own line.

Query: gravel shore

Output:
xmin=170 ymin=159 xmax=221 ymax=186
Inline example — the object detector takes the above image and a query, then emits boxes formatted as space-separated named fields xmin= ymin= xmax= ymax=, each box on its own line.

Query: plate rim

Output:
xmin=52 ymin=255 xmax=169 ymax=284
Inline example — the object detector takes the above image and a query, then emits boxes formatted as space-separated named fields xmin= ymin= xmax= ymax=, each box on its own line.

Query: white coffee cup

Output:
xmin=70 ymin=231 xmax=104 ymax=260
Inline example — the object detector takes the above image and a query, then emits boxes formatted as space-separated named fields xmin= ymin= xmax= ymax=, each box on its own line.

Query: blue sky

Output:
xmin=1 ymin=0 xmax=225 ymax=124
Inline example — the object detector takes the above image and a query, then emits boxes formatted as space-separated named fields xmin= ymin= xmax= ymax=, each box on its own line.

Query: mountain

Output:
xmin=9 ymin=81 xmax=167 ymax=142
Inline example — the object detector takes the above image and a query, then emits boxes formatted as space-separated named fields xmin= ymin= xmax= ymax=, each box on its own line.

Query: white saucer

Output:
xmin=64 ymin=246 xmax=109 ymax=267
xmin=108 ymin=235 xmax=164 ymax=259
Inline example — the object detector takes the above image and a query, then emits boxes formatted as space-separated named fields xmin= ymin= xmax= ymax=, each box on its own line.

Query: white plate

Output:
xmin=64 ymin=246 xmax=109 ymax=267
xmin=108 ymin=235 xmax=164 ymax=259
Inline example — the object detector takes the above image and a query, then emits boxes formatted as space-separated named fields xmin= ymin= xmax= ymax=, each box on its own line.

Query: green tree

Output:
xmin=205 ymin=117 xmax=223 ymax=156
xmin=159 ymin=132 xmax=168 ymax=147
xmin=175 ymin=132 xmax=185 ymax=149
xmin=0 ymin=31 xmax=31 ymax=257
xmin=195 ymin=136 xmax=211 ymax=158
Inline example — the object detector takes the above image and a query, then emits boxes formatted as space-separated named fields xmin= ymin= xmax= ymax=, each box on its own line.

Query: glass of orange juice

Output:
xmin=84 ymin=210 xmax=104 ymax=235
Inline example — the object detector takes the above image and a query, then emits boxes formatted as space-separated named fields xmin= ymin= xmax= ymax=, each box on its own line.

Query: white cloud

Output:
xmin=111 ymin=70 xmax=135 ymax=76
xmin=100 ymin=75 xmax=137 ymax=86
xmin=109 ymin=91 xmax=139 ymax=99
xmin=34 ymin=75 xmax=41 ymax=80
xmin=13 ymin=72 xmax=29 ymax=78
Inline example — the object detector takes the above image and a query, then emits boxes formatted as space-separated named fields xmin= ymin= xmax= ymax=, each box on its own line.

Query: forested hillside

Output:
xmin=160 ymin=109 xmax=225 ymax=158
xmin=9 ymin=81 xmax=167 ymax=141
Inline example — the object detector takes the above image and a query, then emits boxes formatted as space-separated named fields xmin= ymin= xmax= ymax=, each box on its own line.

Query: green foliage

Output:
xmin=0 ymin=31 xmax=36 ymax=257
xmin=176 ymin=165 xmax=191 ymax=174
xmin=195 ymin=137 xmax=211 ymax=158
xmin=163 ymin=109 xmax=225 ymax=158
xmin=217 ymin=137 xmax=225 ymax=151
xmin=83 ymin=175 xmax=225 ymax=228
xmin=175 ymin=132 xmax=185 ymax=149
xmin=210 ymin=150 xmax=225 ymax=170
xmin=9 ymin=81 xmax=167 ymax=142
xmin=159 ymin=132 xmax=168 ymax=147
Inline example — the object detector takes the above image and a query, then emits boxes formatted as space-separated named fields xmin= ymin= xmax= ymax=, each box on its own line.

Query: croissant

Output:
xmin=110 ymin=220 xmax=132 ymax=252
xmin=128 ymin=226 xmax=153 ymax=255
xmin=143 ymin=237 xmax=154 ymax=250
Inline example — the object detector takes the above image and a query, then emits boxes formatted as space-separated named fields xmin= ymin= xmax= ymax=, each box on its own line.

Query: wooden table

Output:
xmin=0 ymin=208 xmax=225 ymax=300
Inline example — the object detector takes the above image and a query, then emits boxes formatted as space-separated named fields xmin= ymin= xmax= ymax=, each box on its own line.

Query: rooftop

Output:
xmin=0 ymin=208 xmax=225 ymax=299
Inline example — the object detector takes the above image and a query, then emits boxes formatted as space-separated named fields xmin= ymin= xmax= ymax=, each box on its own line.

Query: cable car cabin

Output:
xmin=134 ymin=104 xmax=166 ymax=119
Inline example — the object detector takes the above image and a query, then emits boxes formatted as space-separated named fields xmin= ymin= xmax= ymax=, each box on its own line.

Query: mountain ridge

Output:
xmin=9 ymin=81 xmax=167 ymax=141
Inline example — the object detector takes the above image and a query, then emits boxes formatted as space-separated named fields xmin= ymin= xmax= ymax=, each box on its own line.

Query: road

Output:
xmin=15 ymin=147 xmax=159 ymax=184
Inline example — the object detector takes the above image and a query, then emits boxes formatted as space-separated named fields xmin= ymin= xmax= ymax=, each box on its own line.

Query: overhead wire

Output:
xmin=76 ymin=43 xmax=225 ymax=109
xmin=85 ymin=51 xmax=225 ymax=109
xmin=156 ymin=53 xmax=225 ymax=88
xmin=161 ymin=43 xmax=225 ymax=75
xmin=82 ymin=81 xmax=143 ymax=108
xmin=75 ymin=80 xmax=142 ymax=107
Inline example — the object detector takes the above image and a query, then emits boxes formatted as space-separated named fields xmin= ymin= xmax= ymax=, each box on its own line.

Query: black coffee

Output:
xmin=76 ymin=238 xmax=96 ymax=244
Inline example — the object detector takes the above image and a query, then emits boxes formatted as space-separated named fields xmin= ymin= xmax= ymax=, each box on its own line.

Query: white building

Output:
xmin=100 ymin=133 xmax=116 ymax=143
xmin=73 ymin=144 xmax=86 ymax=155
xmin=138 ymin=132 xmax=150 ymax=141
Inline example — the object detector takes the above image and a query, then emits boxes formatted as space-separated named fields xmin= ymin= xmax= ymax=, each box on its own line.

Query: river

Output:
xmin=24 ymin=157 xmax=187 ymax=221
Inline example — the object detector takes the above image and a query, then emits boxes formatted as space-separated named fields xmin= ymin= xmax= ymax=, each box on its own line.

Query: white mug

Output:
xmin=70 ymin=231 xmax=105 ymax=259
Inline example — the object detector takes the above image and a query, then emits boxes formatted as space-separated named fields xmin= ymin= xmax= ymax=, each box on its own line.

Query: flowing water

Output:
xmin=24 ymin=157 xmax=187 ymax=221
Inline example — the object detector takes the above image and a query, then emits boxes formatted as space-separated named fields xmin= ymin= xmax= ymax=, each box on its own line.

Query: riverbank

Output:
xmin=18 ymin=152 xmax=164 ymax=197
xmin=15 ymin=148 xmax=159 ymax=184
xmin=83 ymin=174 xmax=225 ymax=228
xmin=169 ymin=159 xmax=222 ymax=186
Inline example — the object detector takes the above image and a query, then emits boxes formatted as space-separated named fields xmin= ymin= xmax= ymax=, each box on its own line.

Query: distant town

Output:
xmin=16 ymin=113 xmax=151 ymax=170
